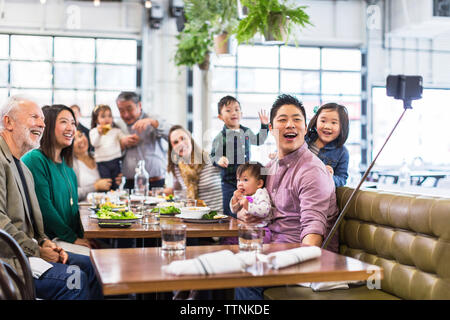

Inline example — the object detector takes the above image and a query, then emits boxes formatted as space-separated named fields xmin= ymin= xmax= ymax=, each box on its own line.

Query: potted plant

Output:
xmin=174 ymin=0 xmax=239 ymax=69
xmin=235 ymin=0 xmax=312 ymax=44
xmin=174 ymin=24 xmax=213 ymax=70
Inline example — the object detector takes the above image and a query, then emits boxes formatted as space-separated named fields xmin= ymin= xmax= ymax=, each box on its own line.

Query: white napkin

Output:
xmin=53 ymin=238 xmax=90 ymax=256
xmin=162 ymin=250 xmax=248 ymax=275
xmin=264 ymin=246 xmax=322 ymax=269
xmin=298 ymin=281 xmax=350 ymax=291
xmin=28 ymin=257 xmax=53 ymax=279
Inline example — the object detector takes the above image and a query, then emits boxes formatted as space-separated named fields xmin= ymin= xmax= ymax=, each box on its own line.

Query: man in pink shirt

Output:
xmin=236 ymin=94 xmax=340 ymax=300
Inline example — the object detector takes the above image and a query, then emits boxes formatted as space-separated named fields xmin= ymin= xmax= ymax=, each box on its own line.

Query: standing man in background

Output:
xmin=116 ymin=91 xmax=171 ymax=190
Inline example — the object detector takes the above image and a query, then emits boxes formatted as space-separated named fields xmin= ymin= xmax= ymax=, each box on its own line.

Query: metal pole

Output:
xmin=322 ymin=107 xmax=408 ymax=250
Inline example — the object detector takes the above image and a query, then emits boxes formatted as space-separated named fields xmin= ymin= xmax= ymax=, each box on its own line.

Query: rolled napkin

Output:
xmin=264 ymin=246 xmax=322 ymax=270
xmin=162 ymin=250 xmax=247 ymax=275
xmin=298 ymin=281 xmax=350 ymax=291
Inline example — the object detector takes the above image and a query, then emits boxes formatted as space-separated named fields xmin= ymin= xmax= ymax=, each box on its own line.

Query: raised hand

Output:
xmin=258 ymin=110 xmax=269 ymax=125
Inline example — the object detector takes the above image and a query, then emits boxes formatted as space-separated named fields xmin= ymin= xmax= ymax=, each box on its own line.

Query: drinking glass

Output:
xmin=152 ymin=187 xmax=165 ymax=198
xmin=130 ymin=189 xmax=145 ymax=214
xmin=91 ymin=193 xmax=105 ymax=208
xmin=160 ymin=223 xmax=186 ymax=252
xmin=173 ymin=189 xmax=187 ymax=201
xmin=185 ymin=199 xmax=197 ymax=208
xmin=238 ymin=224 xmax=264 ymax=252
xmin=142 ymin=207 xmax=159 ymax=227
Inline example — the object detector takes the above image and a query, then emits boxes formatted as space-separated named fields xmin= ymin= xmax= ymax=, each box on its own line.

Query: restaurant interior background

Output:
xmin=0 ymin=0 xmax=449 ymax=193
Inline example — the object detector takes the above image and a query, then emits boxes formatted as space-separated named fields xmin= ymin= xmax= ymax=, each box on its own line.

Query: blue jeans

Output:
xmin=222 ymin=181 xmax=236 ymax=218
xmin=34 ymin=252 xmax=103 ymax=300
xmin=235 ymin=286 xmax=265 ymax=300
xmin=97 ymin=158 xmax=122 ymax=190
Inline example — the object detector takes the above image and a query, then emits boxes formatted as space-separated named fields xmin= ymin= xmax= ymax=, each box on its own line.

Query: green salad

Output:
xmin=151 ymin=206 xmax=181 ymax=214
xmin=201 ymin=211 xmax=218 ymax=220
xmin=96 ymin=207 xmax=137 ymax=220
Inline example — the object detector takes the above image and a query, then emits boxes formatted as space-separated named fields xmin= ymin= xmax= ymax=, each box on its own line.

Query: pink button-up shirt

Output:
xmin=265 ymin=142 xmax=340 ymax=252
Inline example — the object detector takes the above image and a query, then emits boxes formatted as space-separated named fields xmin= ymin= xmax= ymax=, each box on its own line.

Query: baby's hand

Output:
xmin=239 ymin=197 xmax=249 ymax=210
xmin=325 ymin=165 xmax=334 ymax=176
xmin=217 ymin=156 xmax=229 ymax=168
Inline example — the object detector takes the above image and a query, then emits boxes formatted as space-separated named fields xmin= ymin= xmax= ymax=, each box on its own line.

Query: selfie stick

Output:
xmin=322 ymin=75 xmax=422 ymax=250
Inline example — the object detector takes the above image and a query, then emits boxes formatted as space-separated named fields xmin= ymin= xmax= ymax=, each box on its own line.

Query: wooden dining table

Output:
xmin=90 ymin=243 xmax=382 ymax=296
xmin=80 ymin=207 xmax=239 ymax=239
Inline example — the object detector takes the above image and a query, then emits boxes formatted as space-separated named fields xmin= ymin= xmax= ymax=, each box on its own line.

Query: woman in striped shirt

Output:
xmin=166 ymin=125 xmax=223 ymax=214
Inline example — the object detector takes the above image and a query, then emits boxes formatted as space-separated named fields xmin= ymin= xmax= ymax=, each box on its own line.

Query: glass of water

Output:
xmin=152 ymin=187 xmax=165 ymax=198
xmin=142 ymin=207 xmax=159 ymax=227
xmin=238 ymin=224 xmax=264 ymax=252
xmin=160 ymin=223 xmax=186 ymax=253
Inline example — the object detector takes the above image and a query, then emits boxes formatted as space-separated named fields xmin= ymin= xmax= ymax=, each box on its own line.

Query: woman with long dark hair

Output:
xmin=22 ymin=104 xmax=93 ymax=252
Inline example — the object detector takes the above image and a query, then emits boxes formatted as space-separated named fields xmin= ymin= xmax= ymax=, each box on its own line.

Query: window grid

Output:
xmin=211 ymin=44 xmax=363 ymax=166
xmin=0 ymin=34 xmax=139 ymax=117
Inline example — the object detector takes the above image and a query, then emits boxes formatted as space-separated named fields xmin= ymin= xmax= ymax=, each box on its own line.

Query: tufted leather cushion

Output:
xmin=337 ymin=187 xmax=450 ymax=300
xmin=264 ymin=187 xmax=450 ymax=300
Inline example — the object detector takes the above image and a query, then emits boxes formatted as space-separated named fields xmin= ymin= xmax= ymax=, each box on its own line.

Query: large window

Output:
xmin=211 ymin=45 xmax=363 ymax=166
xmin=0 ymin=34 xmax=138 ymax=120
xmin=372 ymin=86 xmax=450 ymax=166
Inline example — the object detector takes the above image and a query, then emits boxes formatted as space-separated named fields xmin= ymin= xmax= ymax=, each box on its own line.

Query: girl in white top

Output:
xmin=89 ymin=104 xmax=127 ymax=190
xmin=230 ymin=162 xmax=272 ymax=227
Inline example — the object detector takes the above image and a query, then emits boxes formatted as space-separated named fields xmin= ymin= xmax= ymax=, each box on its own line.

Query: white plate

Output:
xmin=89 ymin=213 xmax=142 ymax=224
xmin=144 ymin=196 xmax=166 ymax=204
xmin=175 ymin=214 xmax=229 ymax=224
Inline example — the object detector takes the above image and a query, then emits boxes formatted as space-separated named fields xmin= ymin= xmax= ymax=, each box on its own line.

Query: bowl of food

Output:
xmin=179 ymin=206 xmax=211 ymax=219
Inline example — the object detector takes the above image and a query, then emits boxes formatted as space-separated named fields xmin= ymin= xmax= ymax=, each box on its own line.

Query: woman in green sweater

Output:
xmin=22 ymin=104 xmax=93 ymax=250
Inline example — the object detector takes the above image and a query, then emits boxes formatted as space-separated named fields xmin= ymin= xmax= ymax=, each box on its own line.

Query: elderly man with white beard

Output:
xmin=0 ymin=95 xmax=103 ymax=300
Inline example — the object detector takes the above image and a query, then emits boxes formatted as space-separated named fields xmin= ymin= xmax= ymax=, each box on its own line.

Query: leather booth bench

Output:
xmin=264 ymin=186 xmax=450 ymax=300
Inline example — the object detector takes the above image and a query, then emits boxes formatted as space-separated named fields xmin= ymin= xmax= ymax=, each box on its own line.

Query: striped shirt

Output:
xmin=308 ymin=143 xmax=320 ymax=156
xmin=173 ymin=163 xmax=223 ymax=214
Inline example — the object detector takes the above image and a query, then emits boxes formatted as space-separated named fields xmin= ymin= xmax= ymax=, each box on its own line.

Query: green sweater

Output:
xmin=22 ymin=149 xmax=82 ymax=243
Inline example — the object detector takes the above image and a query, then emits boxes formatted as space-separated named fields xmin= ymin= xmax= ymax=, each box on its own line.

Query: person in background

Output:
xmin=235 ymin=94 xmax=339 ymax=300
xmin=70 ymin=104 xmax=93 ymax=155
xmin=73 ymin=130 xmax=112 ymax=201
xmin=166 ymin=125 xmax=223 ymax=215
xmin=89 ymin=104 xmax=127 ymax=190
xmin=210 ymin=96 xmax=269 ymax=218
xmin=305 ymin=103 xmax=350 ymax=187
xmin=22 ymin=104 xmax=95 ymax=252
xmin=116 ymin=91 xmax=172 ymax=191
xmin=0 ymin=95 xmax=102 ymax=299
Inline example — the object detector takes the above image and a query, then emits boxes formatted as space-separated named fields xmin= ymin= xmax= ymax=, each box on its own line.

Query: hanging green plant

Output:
xmin=235 ymin=0 xmax=312 ymax=44
xmin=174 ymin=0 xmax=239 ymax=69
xmin=174 ymin=24 xmax=213 ymax=68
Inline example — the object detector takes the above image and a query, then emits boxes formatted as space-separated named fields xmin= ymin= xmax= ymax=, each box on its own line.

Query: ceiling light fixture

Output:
xmin=93 ymin=0 xmax=100 ymax=7
xmin=40 ymin=0 xmax=47 ymax=4
xmin=144 ymin=1 xmax=152 ymax=9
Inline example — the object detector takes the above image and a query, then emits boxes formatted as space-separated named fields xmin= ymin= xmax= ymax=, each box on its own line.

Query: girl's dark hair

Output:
xmin=270 ymin=94 xmax=306 ymax=125
xmin=236 ymin=162 xmax=266 ymax=187
xmin=217 ymin=95 xmax=241 ymax=114
xmin=40 ymin=104 xmax=75 ymax=167
xmin=90 ymin=104 xmax=118 ymax=129
xmin=306 ymin=103 xmax=349 ymax=148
